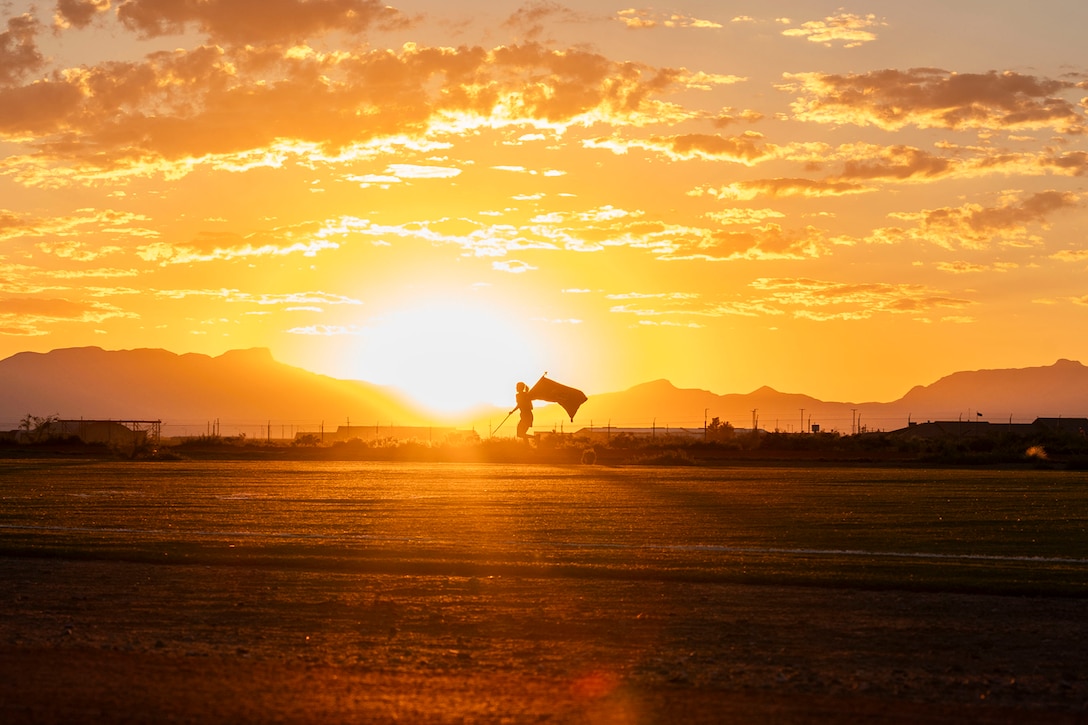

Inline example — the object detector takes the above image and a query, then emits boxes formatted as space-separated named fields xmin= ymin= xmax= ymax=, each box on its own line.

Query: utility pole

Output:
xmin=704 ymin=408 xmax=708 ymax=441
xmin=751 ymin=408 xmax=758 ymax=433
xmin=800 ymin=408 xmax=805 ymax=434
xmin=851 ymin=408 xmax=858 ymax=435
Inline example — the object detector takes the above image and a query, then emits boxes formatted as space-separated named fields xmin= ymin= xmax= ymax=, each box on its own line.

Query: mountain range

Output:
xmin=2 ymin=347 xmax=1087 ymax=436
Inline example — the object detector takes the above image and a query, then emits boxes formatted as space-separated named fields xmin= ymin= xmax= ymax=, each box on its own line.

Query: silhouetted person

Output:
xmin=511 ymin=381 xmax=533 ymax=439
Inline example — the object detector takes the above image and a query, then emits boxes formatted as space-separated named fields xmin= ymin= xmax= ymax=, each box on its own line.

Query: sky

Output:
xmin=2 ymin=1 xmax=1087 ymax=416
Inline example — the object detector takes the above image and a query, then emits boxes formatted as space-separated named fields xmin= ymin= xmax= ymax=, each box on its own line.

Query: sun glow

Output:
xmin=353 ymin=299 xmax=544 ymax=416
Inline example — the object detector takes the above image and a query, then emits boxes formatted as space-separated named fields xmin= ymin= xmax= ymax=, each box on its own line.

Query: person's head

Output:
xmin=516 ymin=381 xmax=528 ymax=393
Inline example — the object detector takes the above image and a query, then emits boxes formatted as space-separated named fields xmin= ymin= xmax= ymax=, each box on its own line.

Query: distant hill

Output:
xmin=562 ymin=380 xmax=830 ymax=432
xmin=892 ymin=359 xmax=1088 ymax=419
xmin=0 ymin=346 xmax=430 ymax=434
xmin=3 ymin=348 xmax=1087 ymax=437
xmin=528 ymin=359 xmax=1088 ymax=434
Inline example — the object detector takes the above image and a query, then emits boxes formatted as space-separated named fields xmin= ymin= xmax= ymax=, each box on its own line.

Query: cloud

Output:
xmin=750 ymin=278 xmax=972 ymax=321
xmin=0 ymin=13 xmax=44 ymax=85
xmin=585 ymin=131 xmax=769 ymax=164
xmin=286 ymin=324 xmax=362 ymax=336
xmin=705 ymin=208 xmax=785 ymax=224
xmin=44 ymin=266 xmax=141 ymax=279
xmin=653 ymin=132 xmax=769 ymax=163
xmin=0 ymin=41 xmax=701 ymax=185
xmin=492 ymin=259 xmax=536 ymax=273
xmin=385 ymin=163 xmax=461 ymax=179
xmin=503 ymin=2 xmax=590 ymax=40
xmin=324 ymin=205 xmax=831 ymax=263
xmin=154 ymin=288 xmax=361 ymax=309
xmin=115 ymin=0 xmax=411 ymax=45
xmin=691 ymin=178 xmax=869 ymax=200
xmin=781 ymin=12 xmax=884 ymax=48
xmin=1051 ymin=248 xmax=1088 ymax=263
xmin=0 ymin=296 xmax=136 ymax=336
xmin=54 ymin=0 xmax=112 ymax=30
xmin=0 ymin=208 xmax=157 ymax=248
xmin=36 ymin=240 xmax=123 ymax=262
xmin=1039 ymin=150 xmax=1088 ymax=177
xmin=607 ymin=291 xmax=698 ymax=301
xmin=137 ymin=230 xmax=341 ymax=265
xmin=694 ymin=224 xmax=827 ymax=261
xmin=880 ymin=190 xmax=1079 ymax=250
xmin=936 ymin=261 xmax=1016 ymax=274
xmin=607 ymin=290 xmax=714 ymax=325
xmin=616 ymin=8 xmax=722 ymax=30
xmin=782 ymin=68 xmax=1085 ymax=132
xmin=0 ymin=208 xmax=38 ymax=239
xmin=604 ymin=278 xmax=971 ymax=324
xmin=835 ymin=144 xmax=952 ymax=180
xmin=252 ymin=292 xmax=362 ymax=306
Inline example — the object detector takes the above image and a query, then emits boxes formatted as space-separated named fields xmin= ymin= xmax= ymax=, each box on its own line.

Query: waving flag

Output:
xmin=528 ymin=375 xmax=587 ymax=421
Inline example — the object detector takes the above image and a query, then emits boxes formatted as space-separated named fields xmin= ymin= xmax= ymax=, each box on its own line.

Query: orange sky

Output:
xmin=2 ymin=1 xmax=1087 ymax=415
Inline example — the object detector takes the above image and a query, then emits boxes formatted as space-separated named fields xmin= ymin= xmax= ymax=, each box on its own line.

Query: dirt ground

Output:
xmin=2 ymin=556 xmax=1086 ymax=724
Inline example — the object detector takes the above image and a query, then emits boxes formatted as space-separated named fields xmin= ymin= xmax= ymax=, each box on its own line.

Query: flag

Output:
xmin=528 ymin=375 xmax=587 ymax=421
xmin=977 ymin=412 xmax=983 ymax=417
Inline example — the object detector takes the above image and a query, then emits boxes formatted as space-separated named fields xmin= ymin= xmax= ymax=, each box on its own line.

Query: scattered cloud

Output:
xmin=691 ymin=178 xmax=869 ymax=200
xmin=0 ymin=13 xmax=44 ymax=84
xmin=782 ymin=69 xmax=1085 ymax=132
xmin=936 ymin=260 xmax=1015 ymax=274
xmin=136 ymin=221 xmax=343 ymax=265
xmin=154 ymin=288 xmax=361 ymax=308
xmin=492 ymin=259 xmax=536 ymax=273
xmin=0 ymin=296 xmax=136 ymax=336
xmin=0 ymin=41 xmax=703 ymax=186
xmin=616 ymin=8 xmax=723 ymax=30
xmin=603 ymin=276 xmax=972 ymax=324
xmin=1051 ymin=248 xmax=1088 ymax=263
xmin=781 ymin=12 xmax=885 ymax=48
xmin=587 ymin=131 xmax=771 ymax=164
xmin=503 ymin=2 xmax=590 ymax=40
xmin=53 ymin=0 xmax=111 ymax=30
xmin=750 ymin=278 xmax=973 ymax=321
xmin=386 ymin=163 xmax=462 ymax=179
xmin=878 ymin=190 xmax=1079 ymax=250
xmin=114 ymin=0 xmax=412 ymax=46
xmin=286 ymin=324 xmax=363 ymax=336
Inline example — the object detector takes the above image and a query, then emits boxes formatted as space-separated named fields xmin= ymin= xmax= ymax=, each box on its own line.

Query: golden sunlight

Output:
xmin=352 ymin=299 xmax=544 ymax=415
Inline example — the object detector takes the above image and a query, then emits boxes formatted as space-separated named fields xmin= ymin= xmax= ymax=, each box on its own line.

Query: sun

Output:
xmin=353 ymin=298 xmax=544 ymax=416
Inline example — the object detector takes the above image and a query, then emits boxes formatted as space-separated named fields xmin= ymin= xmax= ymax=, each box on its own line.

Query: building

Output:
xmin=891 ymin=418 xmax=1088 ymax=439
xmin=7 ymin=419 xmax=161 ymax=447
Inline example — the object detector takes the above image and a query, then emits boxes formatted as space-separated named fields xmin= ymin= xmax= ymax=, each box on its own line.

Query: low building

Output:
xmin=4 ymin=419 xmax=161 ymax=447
xmin=891 ymin=418 xmax=1088 ymax=439
xmin=49 ymin=419 xmax=160 ymax=447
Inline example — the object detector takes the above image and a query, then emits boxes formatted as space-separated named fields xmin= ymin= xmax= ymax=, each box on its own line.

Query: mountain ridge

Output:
xmin=0 ymin=346 xmax=430 ymax=432
xmin=2 ymin=347 xmax=1087 ymax=435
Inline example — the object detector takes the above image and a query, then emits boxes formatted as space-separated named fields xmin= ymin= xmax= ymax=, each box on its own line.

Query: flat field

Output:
xmin=1 ymin=460 xmax=1086 ymax=723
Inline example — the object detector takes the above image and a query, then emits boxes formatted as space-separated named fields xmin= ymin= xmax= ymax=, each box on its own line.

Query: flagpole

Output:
xmin=491 ymin=410 xmax=514 ymax=436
